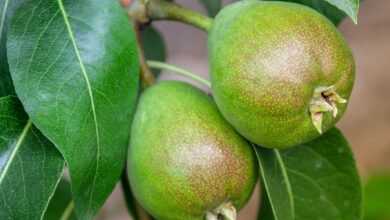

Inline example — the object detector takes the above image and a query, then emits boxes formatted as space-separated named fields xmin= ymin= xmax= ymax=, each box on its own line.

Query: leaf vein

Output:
xmin=256 ymin=148 xmax=281 ymax=220
xmin=0 ymin=120 xmax=32 ymax=184
xmin=274 ymin=149 xmax=296 ymax=219
xmin=57 ymin=0 xmax=101 ymax=213
xmin=286 ymin=168 xmax=341 ymax=216
xmin=0 ymin=0 xmax=10 ymax=43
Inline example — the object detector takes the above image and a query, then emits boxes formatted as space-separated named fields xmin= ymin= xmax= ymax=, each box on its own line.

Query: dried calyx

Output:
xmin=310 ymin=86 xmax=347 ymax=133
xmin=206 ymin=202 xmax=237 ymax=220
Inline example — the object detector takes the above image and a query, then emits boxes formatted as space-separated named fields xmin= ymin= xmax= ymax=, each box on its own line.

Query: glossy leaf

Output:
xmin=258 ymin=188 xmax=275 ymax=220
xmin=256 ymin=128 xmax=362 ymax=220
xmin=264 ymin=0 xmax=360 ymax=25
xmin=0 ymin=0 xmax=25 ymax=96
xmin=141 ymin=26 xmax=166 ymax=76
xmin=364 ymin=174 xmax=390 ymax=220
xmin=0 ymin=96 xmax=64 ymax=219
xmin=322 ymin=0 xmax=359 ymax=23
xmin=198 ymin=0 xmax=222 ymax=17
xmin=7 ymin=0 xmax=139 ymax=219
xmin=44 ymin=179 xmax=77 ymax=220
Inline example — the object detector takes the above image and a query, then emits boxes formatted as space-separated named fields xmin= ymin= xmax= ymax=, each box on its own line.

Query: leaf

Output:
xmin=322 ymin=0 xmax=359 ymax=23
xmin=0 ymin=96 xmax=64 ymax=220
xmin=0 ymin=0 xmax=25 ymax=96
xmin=256 ymin=128 xmax=362 ymax=220
xmin=198 ymin=0 xmax=222 ymax=17
xmin=363 ymin=174 xmax=390 ymax=220
xmin=264 ymin=0 xmax=360 ymax=25
xmin=258 ymin=187 xmax=275 ymax=220
xmin=44 ymin=179 xmax=77 ymax=220
xmin=141 ymin=26 xmax=166 ymax=76
xmin=7 ymin=0 xmax=140 ymax=219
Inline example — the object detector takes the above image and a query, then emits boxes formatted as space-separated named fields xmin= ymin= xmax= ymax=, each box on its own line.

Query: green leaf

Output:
xmin=256 ymin=128 xmax=362 ymax=220
xmin=0 ymin=96 xmax=64 ymax=220
xmin=141 ymin=26 xmax=166 ymax=76
xmin=322 ymin=0 xmax=359 ymax=23
xmin=264 ymin=0 xmax=360 ymax=25
xmin=0 ymin=0 xmax=25 ymax=96
xmin=198 ymin=0 xmax=222 ymax=17
xmin=44 ymin=179 xmax=77 ymax=220
xmin=7 ymin=0 xmax=140 ymax=219
xmin=258 ymin=187 xmax=275 ymax=220
xmin=364 ymin=174 xmax=390 ymax=220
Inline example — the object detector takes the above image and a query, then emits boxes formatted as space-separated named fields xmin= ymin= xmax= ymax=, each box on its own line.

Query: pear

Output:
xmin=209 ymin=1 xmax=355 ymax=149
xmin=128 ymin=81 xmax=258 ymax=220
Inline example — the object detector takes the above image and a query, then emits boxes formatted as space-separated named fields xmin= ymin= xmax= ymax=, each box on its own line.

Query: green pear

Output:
xmin=209 ymin=1 xmax=355 ymax=149
xmin=128 ymin=81 xmax=258 ymax=220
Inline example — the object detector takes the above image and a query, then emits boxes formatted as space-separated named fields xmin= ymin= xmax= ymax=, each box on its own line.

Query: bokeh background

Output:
xmin=98 ymin=0 xmax=390 ymax=219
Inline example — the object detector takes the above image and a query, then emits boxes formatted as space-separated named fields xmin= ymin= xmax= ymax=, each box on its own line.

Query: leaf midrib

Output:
xmin=274 ymin=149 xmax=295 ymax=219
xmin=257 ymin=148 xmax=296 ymax=220
xmin=0 ymin=119 xmax=32 ymax=184
xmin=59 ymin=201 xmax=75 ymax=220
xmin=258 ymin=150 xmax=280 ymax=220
xmin=56 ymin=0 xmax=101 ymax=213
xmin=0 ymin=0 xmax=10 ymax=42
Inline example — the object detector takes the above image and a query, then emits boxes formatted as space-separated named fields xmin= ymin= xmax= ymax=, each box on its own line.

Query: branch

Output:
xmin=133 ymin=22 xmax=156 ymax=88
xmin=126 ymin=0 xmax=213 ymax=32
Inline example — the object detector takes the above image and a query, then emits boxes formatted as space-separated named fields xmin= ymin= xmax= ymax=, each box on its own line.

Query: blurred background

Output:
xmin=98 ymin=0 xmax=390 ymax=219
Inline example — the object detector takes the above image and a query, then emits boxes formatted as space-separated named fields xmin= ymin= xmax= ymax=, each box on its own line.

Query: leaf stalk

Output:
xmin=147 ymin=60 xmax=211 ymax=88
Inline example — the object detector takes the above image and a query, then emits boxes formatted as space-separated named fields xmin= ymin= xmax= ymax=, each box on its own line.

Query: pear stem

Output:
xmin=126 ymin=0 xmax=213 ymax=32
xmin=133 ymin=23 xmax=156 ymax=88
xmin=147 ymin=60 xmax=211 ymax=88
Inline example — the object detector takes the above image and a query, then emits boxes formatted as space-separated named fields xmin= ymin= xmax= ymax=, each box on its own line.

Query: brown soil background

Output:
xmin=97 ymin=0 xmax=390 ymax=219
